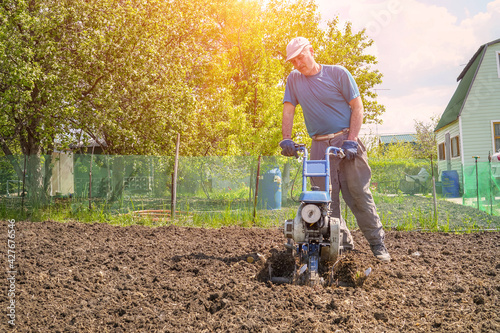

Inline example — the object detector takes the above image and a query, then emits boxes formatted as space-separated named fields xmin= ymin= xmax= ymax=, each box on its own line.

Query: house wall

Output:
xmin=461 ymin=41 xmax=500 ymax=172
xmin=436 ymin=121 xmax=463 ymax=185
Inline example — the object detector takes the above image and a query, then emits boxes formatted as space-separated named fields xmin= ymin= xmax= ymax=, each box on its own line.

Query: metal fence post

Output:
xmin=473 ymin=156 xmax=479 ymax=209
xmin=171 ymin=133 xmax=180 ymax=219
xmin=252 ymin=155 xmax=261 ymax=224
xmin=21 ymin=155 xmax=27 ymax=210
xmin=89 ymin=145 xmax=95 ymax=210
xmin=431 ymin=155 xmax=438 ymax=222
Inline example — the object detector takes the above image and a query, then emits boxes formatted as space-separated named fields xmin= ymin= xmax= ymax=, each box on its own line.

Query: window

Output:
xmin=497 ymin=51 xmax=500 ymax=78
xmin=494 ymin=122 xmax=500 ymax=152
xmin=451 ymin=136 xmax=460 ymax=157
xmin=438 ymin=142 xmax=445 ymax=160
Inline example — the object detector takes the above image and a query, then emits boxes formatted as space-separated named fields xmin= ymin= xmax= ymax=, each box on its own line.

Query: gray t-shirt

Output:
xmin=283 ymin=65 xmax=360 ymax=136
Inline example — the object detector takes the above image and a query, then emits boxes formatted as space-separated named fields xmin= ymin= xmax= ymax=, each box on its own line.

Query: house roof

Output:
xmin=435 ymin=38 xmax=500 ymax=132
xmin=379 ymin=134 xmax=416 ymax=144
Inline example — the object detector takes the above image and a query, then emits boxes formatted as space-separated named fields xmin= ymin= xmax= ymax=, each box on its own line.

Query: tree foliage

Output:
xmin=1 ymin=0 xmax=210 ymax=201
xmin=368 ymin=140 xmax=415 ymax=160
xmin=367 ymin=116 xmax=439 ymax=160
xmin=1 ymin=0 xmax=386 ymax=161
xmin=414 ymin=116 xmax=438 ymax=160
xmin=315 ymin=19 xmax=385 ymax=125
xmin=66 ymin=0 xmax=203 ymax=156
xmin=1 ymin=0 xmax=208 ymax=158
xmin=189 ymin=0 xmax=322 ymax=156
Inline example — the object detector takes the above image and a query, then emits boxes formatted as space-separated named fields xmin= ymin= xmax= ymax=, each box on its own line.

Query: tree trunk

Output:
xmin=25 ymin=153 xmax=50 ymax=207
xmin=0 ymin=138 xmax=24 ymax=179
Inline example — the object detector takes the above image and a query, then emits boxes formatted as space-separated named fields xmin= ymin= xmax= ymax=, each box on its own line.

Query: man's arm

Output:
xmin=348 ymin=96 xmax=364 ymax=141
xmin=282 ymin=102 xmax=296 ymax=140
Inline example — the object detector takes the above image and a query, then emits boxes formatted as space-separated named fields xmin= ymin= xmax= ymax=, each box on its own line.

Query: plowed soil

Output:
xmin=1 ymin=220 xmax=499 ymax=332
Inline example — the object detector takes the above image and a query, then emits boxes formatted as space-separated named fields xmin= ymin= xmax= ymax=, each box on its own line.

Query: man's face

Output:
xmin=289 ymin=47 xmax=316 ymax=75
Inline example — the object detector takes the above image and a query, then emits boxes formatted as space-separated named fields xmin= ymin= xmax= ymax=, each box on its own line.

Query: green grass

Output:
xmin=0 ymin=194 xmax=499 ymax=233
xmin=371 ymin=193 xmax=500 ymax=232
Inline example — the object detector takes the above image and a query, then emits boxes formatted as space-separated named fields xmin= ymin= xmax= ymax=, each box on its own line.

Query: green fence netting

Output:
xmin=462 ymin=161 xmax=500 ymax=216
xmin=0 ymin=154 xmax=435 ymax=206
xmin=1 ymin=153 xmax=499 ymax=222
xmin=0 ymin=154 xmax=296 ymax=214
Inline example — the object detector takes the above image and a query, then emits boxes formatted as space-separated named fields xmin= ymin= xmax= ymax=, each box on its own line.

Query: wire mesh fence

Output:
xmin=462 ymin=161 xmax=500 ymax=216
xmin=0 ymin=153 xmax=499 ymax=221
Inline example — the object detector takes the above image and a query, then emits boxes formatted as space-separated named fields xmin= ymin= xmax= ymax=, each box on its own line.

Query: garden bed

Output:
xmin=1 ymin=219 xmax=499 ymax=332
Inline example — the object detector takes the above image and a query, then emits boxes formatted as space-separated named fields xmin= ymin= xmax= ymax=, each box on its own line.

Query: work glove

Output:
xmin=279 ymin=139 xmax=298 ymax=158
xmin=341 ymin=140 xmax=358 ymax=160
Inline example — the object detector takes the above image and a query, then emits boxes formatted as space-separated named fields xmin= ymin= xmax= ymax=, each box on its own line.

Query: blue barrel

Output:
xmin=441 ymin=170 xmax=460 ymax=198
xmin=258 ymin=167 xmax=282 ymax=210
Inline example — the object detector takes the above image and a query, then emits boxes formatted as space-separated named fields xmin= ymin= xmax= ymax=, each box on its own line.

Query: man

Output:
xmin=279 ymin=37 xmax=390 ymax=262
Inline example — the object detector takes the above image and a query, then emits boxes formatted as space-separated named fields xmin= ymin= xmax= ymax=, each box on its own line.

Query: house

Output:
xmin=435 ymin=38 xmax=500 ymax=196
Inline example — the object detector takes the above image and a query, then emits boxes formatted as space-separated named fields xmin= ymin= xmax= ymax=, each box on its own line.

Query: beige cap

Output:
xmin=286 ymin=37 xmax=310 ymax=61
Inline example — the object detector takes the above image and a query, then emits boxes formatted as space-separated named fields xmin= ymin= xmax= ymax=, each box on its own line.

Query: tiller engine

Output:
xmin=277 ymin=144 xmax=345 ymax=286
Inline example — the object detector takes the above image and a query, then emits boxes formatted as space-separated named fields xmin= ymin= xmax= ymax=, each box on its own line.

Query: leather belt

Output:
xmin=311 ymin=128 xmax=349 ymax=141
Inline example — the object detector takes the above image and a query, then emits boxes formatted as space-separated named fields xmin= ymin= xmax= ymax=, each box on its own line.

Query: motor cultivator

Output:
xmin=272 ymin=144 xmax=346 ymax=287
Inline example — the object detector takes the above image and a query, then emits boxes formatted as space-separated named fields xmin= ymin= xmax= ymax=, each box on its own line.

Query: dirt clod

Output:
xmin=473 ymin=294 xmax=485 ymax=305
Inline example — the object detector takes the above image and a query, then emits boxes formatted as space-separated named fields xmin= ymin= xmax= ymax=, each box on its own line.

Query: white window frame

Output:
xmin=497 ymin=51 xmax=500 ymax=78
xmin=451 ymin=136 xmax=460 ymax=158
xmin=492 ymin=120 xmax=500 ymax=153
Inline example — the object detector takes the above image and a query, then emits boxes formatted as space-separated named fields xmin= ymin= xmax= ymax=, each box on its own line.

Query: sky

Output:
xmin=314 ymin=0 xmax=500 ymax=136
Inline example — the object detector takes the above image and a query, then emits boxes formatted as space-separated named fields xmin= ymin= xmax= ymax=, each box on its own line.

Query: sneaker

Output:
xmin=370 ymin=243 xmax=391 ymax=262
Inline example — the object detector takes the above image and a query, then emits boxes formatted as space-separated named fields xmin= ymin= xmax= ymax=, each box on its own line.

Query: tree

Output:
xmin=0 ymin=0 xmax=209 ymax=202
xmin=189 ymin=0 xmax=322 ymax=156
xmin=367 ymin=116 xmax=439 ymax=160
xmin=368 ymin=140 xmax=415 ymax=160
xmin=1 ymin=0 xmax=72 ymax=204
xmin=188 ymin=0 xmax=385 ymax=157
xmin=413 ymin=116 xmax=439 ymax=160
xmin=315 ymin=19 xmax=385 ymax=126
xmin=2 ymin=0 xmax=386 ymax=163
xmin=61 ymin=0 xmax=207 ymax=156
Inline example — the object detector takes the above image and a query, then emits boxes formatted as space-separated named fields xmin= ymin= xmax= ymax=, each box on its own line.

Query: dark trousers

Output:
xmin=310 ymin=133 xmax=385 ymax=246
